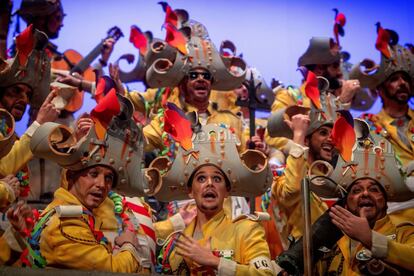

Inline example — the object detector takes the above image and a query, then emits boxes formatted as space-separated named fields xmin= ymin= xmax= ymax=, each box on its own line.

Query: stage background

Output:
xmin=7 ymin=0 xmax=414 ymax=135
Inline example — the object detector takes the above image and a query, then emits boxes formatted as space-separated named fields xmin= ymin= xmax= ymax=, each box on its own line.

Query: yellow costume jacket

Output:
xmin=271 ymin=143 xmax=328 ymax=241
xmin=0 ymin=122 xmax=39 ymax=177
xmin=59 ymin=170 xmax=185 ymax=270
xmin=127 ymin=88 xmax=240 ymax=117
xmin=39 ymin=187 xmax=141 ymax=272
xmin=317 ymin=215 xmax=414 ymax=275
xmin=366 ymin=108 xmax=414 ymax=167
xmin=164 ymin=210 xmax=275 ymax=275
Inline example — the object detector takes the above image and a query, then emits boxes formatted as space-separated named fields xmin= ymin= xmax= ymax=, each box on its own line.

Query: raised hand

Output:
xmin=178 ymin=203 xmax=197 ymax=226
xmin=339 ymin=79 xmax=360 ymax=104
xmin=109 ymin=63 xmax=125 ymax=95
xmin=75 ymin=114 xmax=93 ymax=140
xmin=329 ymin=205 xmax=372 ymax=248
xmin=36 ymin=89 xmax=60 ymax=124
xmin=285 ymin=114 xmax=310 ymax=145
xmin=101 ymin=38 xmax=116 ymax=65
xmin=247 ymin=135 xmax=270 ymax=156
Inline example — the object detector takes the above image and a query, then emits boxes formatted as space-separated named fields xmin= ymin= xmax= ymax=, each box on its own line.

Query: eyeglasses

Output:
xmin=188 ymin=71 xmax=212 ymax=81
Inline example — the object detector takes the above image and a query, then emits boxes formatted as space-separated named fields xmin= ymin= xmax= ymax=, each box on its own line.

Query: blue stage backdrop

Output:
xmin=8 ymin=0 xmax=414 ymax=135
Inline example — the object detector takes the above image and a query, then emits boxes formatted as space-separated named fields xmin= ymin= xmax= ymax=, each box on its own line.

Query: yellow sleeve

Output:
xmin=271 ymin=88 xmax=295 ymax=112
xmin=266 ymin=88 xmax=298 ymax=151
xmin=143 ymin=116 xmax=164 ymax=152
xmin=0 ymin=225 xmax=27 ymax=265
xmin=126 ymin=88 xmax=165 ymax=115
xmin=379 ymin=225 xmax=414 ymax=271
xmin=0 ymin=134 xmax=33 ymax=177
xmin=224 ymin=221 xmax=274 ymax=275
xmin=272 ymin=149 xmax=306 ymax=203
xmin=264 ymin=131 xmax=289 ymax=152
xmin=0 ymin=181 xmax=14 ymax=210
xmin=154 ymin=213 xmax=185 ymax=240
xmin=126 ymin=91 xmax=146 ymax=115
xmin=0 ymin=235 xmax=11 ymax=265
xmin=40 ymin=215 xmax=140 ymax=272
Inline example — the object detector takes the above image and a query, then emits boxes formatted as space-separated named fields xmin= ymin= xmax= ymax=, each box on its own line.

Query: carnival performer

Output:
xmin=350 ymin=25 xmax=414 ymax=223
xmin=147 ymin=113 xmax=275 ymax=274
xmin=0 ymin=24 xmax=59 ymax=191
xmin=26 ymin=92 xmax=161 ymax=273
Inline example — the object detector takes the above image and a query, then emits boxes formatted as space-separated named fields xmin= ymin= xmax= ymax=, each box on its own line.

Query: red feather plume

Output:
xmin=164 ymin=23 xmax=188 ymax=55
xmin=164 ymin=106 xmax=193 ymax=151
xmin=159 ymin=2 xmax=178 ymax=27
xmin=331 ymin=110 xmax=355 ymax=163
xmin=15 ymin=24 xmax=34 ymax=66
xmin=302 ymin=69 xmax=322 ymax=110
xmin=130 ymin=26 xmax=148 ymax=56
xmin=91 ymin=88 xmax=120 ymax=139
xmin=94 ymin=76 xmax=116 ymax=104
xmin=375 ymin=23 xmax=391 ymax=59
xmin=333 ymin=9 xmax=346 ymax=46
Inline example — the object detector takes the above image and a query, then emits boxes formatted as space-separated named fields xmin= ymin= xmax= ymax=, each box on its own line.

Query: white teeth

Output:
xmin=321 ymin=144 xmax=333 ymax=151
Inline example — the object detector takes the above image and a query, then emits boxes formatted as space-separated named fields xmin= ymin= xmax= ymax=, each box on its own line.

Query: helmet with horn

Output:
xmin=349 ymin=24 xmax=414 ymax=90
xmin=0 ymin=25 xmax=51 ymax=109
xmin=30 ymin=93 xmax=160 ymax=196
xmin=310 ymin=118 xmax=414 ymax=201
xmin=145 ymin=6 xmax=246 ymax=91
xmin=148 ymin=108 xmax=272 ymax=201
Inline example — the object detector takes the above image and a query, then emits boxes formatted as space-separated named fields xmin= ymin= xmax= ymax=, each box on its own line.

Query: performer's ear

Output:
xmin=188 ymin=188 xmax=194 ymax=199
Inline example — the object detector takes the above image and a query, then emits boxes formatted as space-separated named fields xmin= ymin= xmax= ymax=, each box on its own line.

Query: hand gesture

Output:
xmin=329 ymin=205 xmax=372 ymax=248
xmin=109 ymin=63 xmax=125 ymax=95
xmin=339 ymin=79 xmax=360 ymax=104
xmin=55 ymin=71 xmax=82 ymax=87
xmin=115 ymin=230 xmax=140 ymax=250
xmin=36 ymin=89 xmax=60 ymax=124
xmin=285 ymin=114 xmax=310 ymax=145
xmin=75 ymin=114 xmax=93 ymax=140
xmin=1 ymin=175 xmax=20 ymax=199
xmin=101 ymin=38 xmax=115 ymax=64
xmin=6 ymin=200 xmax=35 ymax=237
xmin=247 ymin=135 xmax=270 ymax=156
xmin=175 ymin=235 xmax=220 ymax=268
xmin=178 ymin=203 xmax=197 ymax=226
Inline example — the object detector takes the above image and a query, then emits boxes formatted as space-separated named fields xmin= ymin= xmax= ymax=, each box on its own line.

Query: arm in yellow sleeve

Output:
xmin=271 ymin=88 xmax=295 ymax=112
xmin=264 ymin=132 xmax=290 ymax=153
xmin=0 ymin=235 xmax=11 ymax=265
xmin=125 ymin=91 xmax=147 ymax=115
xmin=154 ymin=213 xmax=186 ymax=240
xmin=143 ymin=116 xmax=164 ymax=152
xmin=0 ymin=122 xmax=40 ymax=177
xmin=371 ymin=224 xmax=414 ymax=271
xmin=126 ymin=88 xmax=168 ymax=116
xmin=272 ymin=143 xmax=307 ymax=203
xmin=219 ymin=221 xmax=275 ymax=276
xmin=0 ymin=225 xmax=27 ymax=265
xmin=0 ymin=181 xmax=15 ymax=210
xmin=40 ymin=215 xmax=140 ymax=273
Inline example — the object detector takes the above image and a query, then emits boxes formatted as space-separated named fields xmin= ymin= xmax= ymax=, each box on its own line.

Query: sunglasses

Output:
xmin=188 ymin=71 xmax=212 ymax=81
